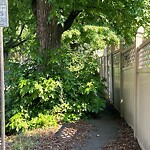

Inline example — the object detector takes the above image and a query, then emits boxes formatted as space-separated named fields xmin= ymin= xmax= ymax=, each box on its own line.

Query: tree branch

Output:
xmin=11 ymin=39 xmax=28 ymax=49
xmin=4 ymin=39 xmax=28 ymax=58
xmin=5 ymin=24 xmax=26 ymax=50
xmin=63 ymin=10 xmax=81 ymax=32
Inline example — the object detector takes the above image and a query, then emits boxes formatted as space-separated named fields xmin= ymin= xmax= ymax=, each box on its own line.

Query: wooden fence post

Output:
xmin=136 ymin=27 xmax=144 ymax=47
xmin=106 ymin=46 xmax=111 ymax=100
xmin=134 ymin=26 xmax=144 ymax=136
xmin=99 ymin=57 xmax=102 ymax=78
xmin=120 ymin=38 xmax=125 ymax=117
xmin=102 ymin=57 xmax=104 ymax=78
xmin=110 ymin=44 xmax=115 ymax=103
xmin=106 ymin=47 xmax=109 ymax=92
xmin=99 ymin=54 xmax=104 ymax=78
xmin=104 ymin=47 xmax=108 ymax=79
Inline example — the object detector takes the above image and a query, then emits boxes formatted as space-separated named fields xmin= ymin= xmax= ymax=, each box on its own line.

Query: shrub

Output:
xmin=5 ymin=25 xmax=116 ymax=133
xmin=5 ymin=46 xmax=106 ymax=133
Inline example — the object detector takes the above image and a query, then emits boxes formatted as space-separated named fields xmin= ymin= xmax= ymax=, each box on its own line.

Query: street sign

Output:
xmin=0 ymin=0 xmax=7 ymax=4
xmin=0 ymin=0 xmax=8 ymax=27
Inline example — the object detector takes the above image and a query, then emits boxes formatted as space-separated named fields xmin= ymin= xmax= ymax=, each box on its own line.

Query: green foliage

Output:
xmin=6 ymin=0 xmax=149 ymax=56
xmin=62 ymin=25 xmax=119 ymax=50
xmin=29 ymin=114 xmax=57 ymax=129
xmin=4 ymin=0 xmax=36 ymax=58
xmin=6 ymin=110 xmax=58 ymax=133
xmin=6 ymin=48 xmax=106 ymax=133
xmin=6 ymin=112 xmax=29 ymax=133
xmin=5 ymin=65 xmax=62 ymax=133
xmin=5 ymin=26 xmax=118 ymax=133
xmin=142 ymin=1 xmax=150 ymax=37
xmin=5 ymin=43 xmax=106 ymax=133
xmin=48 ymin=0 xmax=147 ymax=42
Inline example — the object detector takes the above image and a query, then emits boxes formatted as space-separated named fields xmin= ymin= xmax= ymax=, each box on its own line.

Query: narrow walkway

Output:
xmin=74 ymin=103 xmax=120 ymax=150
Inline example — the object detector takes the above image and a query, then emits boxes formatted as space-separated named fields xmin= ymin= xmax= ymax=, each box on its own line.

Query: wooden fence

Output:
xmin=100 ymin=27 xmax=150 ymax=150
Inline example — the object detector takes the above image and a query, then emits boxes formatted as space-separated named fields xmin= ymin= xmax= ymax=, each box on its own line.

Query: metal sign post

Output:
xmin=0 ymin=0 xmax=9 ymax=150
xmin=0 ymin=27 xmax=5 ymax=150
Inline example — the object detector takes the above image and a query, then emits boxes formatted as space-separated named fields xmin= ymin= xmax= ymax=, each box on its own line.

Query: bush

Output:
xmin=5 ymin=25 xmax=117 ymax=133
xmin=5 ymin=46 xmax=106 ymax=133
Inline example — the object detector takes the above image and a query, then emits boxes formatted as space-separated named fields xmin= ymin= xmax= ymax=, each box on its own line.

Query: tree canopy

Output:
xmin=4 ymin=0 xmax=150 ymax=57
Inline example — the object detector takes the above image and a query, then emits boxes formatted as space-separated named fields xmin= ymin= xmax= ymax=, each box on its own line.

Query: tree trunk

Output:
xmin=32 ymin=0 xmax=81 ymax=66
xmin=32 ymin=0 xmax=63 ymax=55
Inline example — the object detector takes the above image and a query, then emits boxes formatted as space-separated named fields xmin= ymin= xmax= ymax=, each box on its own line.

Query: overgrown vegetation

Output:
xmin=5 ymin=26 xmax=119 ymax=134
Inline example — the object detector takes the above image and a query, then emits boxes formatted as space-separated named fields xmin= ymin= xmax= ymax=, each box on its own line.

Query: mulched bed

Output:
xmin=102 ymin=118 xmax=141 ymax=150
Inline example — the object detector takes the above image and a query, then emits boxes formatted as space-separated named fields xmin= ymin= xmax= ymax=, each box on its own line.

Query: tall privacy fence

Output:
xmin=100 ymin=27 xmax=150 ymax=150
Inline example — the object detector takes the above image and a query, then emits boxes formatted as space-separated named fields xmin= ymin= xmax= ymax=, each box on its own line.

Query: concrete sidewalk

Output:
xmin=74 ymin=103 xmax=120 ymax=150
